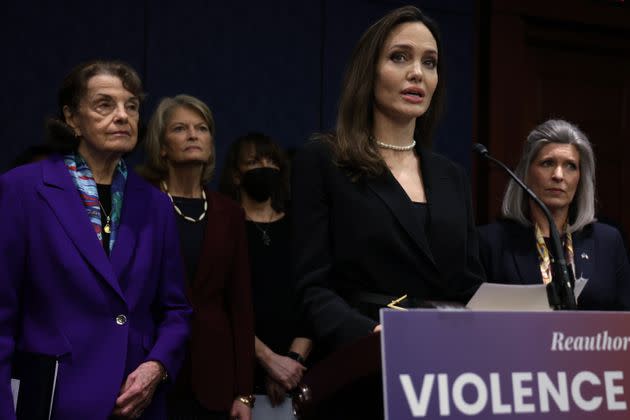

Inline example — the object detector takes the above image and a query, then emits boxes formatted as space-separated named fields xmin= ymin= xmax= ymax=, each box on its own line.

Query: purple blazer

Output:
xmin=0 ymin=155 xmax=192 ymax=419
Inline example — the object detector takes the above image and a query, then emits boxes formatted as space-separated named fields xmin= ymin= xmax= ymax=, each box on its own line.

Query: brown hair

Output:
xmin=329 ymin=5 xmax=445 ymax=179
xmin=46 ymin=60 xmax=144 ymax=153
xmin=138 ymin=94 xmax=216 ymax=185
xmin=219 ymin=132 xmax=290 ymax=212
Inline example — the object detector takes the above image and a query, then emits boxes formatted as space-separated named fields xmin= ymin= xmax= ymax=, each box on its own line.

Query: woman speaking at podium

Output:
xmin=478 ymin=119 xmax=630 ymax=310
xmin=292 ymin=4 xmax=485 ymax=353
xmin=291 ymin=6 xmax=485 ymax=417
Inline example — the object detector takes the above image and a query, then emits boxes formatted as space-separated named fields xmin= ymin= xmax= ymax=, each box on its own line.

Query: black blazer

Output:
xmin=478 ymin=219 xmax=630 ymax=310
xmin=291 ymin=140 xmax=484 ymax=350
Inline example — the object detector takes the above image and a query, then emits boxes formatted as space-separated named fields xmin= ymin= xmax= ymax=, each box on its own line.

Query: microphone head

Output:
xmin=472 ymin=143 xmax=489 ymax=156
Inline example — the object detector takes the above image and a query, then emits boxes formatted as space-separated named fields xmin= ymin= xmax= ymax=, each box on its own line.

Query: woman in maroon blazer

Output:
xmin=140 ymin=94 xmax=254 ymax=420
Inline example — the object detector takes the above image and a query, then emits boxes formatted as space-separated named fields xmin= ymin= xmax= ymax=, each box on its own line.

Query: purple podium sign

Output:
xmin=380 ymin=309 xmax=630 ymax=419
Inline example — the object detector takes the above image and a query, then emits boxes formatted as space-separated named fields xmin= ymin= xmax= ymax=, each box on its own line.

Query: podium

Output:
xmin=294 ymin=310 xmax=630 ymax=420
xmin=293 ymin=332 xmax=382 ymax=420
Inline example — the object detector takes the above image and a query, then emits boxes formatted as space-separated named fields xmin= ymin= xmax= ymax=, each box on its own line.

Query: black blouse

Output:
xmin=246 ymin=215 xmax=302 ymax=389
xmin=170 ymin=196 xmax=207 ymax=285
xmin=96 ymin=183 xmax=111 ymax=256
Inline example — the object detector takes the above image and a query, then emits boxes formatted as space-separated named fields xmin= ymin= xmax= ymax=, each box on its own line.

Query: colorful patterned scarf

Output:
xmin=534 ymin=223 xmax=575 ymax=285
xmin=64 ymin=153 xmax=127 ymax=252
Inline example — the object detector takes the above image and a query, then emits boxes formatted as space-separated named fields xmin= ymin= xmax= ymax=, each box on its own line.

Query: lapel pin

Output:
xmin=581 ymin=252 xmax=589 ymax=260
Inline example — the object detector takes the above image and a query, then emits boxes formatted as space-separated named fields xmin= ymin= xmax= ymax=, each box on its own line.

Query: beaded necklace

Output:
xmin=371 ymin=135 xmax=416 ymax=151
xmin=161 ymin=181 xmax=207 ymax=223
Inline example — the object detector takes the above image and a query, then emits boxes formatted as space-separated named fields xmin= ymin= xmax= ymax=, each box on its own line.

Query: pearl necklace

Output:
xmin=374 ymin=137 xmax=416 ymax=151
xmin=161 ymin=181 xmax=208 ymax=223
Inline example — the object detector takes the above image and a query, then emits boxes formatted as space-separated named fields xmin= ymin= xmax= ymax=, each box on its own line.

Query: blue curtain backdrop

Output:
xmin=1 ymin=0 xmax=474 ymax=178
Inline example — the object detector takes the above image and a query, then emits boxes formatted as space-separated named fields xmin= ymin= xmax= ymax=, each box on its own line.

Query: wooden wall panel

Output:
xmin=480 ymin=0 xmax=630 ymax=232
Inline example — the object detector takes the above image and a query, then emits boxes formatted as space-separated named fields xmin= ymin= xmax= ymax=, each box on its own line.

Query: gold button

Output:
xmin=115 ymin=314 xmax=128 ymax=325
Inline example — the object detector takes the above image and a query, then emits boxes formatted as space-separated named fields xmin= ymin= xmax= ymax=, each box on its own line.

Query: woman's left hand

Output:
xmin=261 ymin=352 xmax=306 ymax=390
xmin=112 ymin=360 xmax=164 ymax=418
xmin=265 ymin=376 xmax=287 ymax=406
xmin=229 ymin=399 xmax=252 ymax=420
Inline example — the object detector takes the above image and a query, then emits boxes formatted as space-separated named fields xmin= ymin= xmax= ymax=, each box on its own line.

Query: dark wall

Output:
xmin=1 ymin=1 xmax=474 ymax=179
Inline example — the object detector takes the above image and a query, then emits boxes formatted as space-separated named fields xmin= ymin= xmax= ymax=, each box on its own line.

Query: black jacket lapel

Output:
xmin=366 ymin=163 xmax=436 ymax=268
xmin=511 ymin=224 xmax=544 ymax=285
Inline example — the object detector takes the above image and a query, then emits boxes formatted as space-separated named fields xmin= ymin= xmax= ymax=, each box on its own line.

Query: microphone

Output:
xmin=472 ymin=143 xmax=489 ymax=156
xmin=473 ymin=143 xmax=577 ymax=310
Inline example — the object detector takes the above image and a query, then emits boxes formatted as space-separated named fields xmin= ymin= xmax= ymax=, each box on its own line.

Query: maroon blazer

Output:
xmin=179 ymin=190 xmax=254 ymax=411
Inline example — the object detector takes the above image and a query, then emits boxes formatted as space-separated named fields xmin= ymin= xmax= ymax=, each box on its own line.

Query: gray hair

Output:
xmin=139 ymin=94 xmax=216 ymax=184
xmin=502 ymin=119 xmax=596 ymax=233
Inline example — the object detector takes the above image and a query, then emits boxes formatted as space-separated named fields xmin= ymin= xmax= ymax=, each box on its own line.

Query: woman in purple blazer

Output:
xmin=0 ymin=60 xmax=192 ymax=419
xmin=478 ymin=119 xmax=630 ymax=310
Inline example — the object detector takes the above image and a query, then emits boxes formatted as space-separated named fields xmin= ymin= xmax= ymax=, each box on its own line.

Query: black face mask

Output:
xmin=241 ymin=167 xmax=281 ymax=202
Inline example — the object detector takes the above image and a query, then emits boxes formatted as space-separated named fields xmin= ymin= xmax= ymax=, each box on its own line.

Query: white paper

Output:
xmin=49 ymin=360 xmax=59 ymax=420
xmin=466 ymin=278 xmax=588 ymax=311
xmin=574 ymin=276 xmax=588 ymax=298
xmin=11 ymin=378 xmax=19 ymax=411
xmin=252 ymin=395 xmax=296 ymax=420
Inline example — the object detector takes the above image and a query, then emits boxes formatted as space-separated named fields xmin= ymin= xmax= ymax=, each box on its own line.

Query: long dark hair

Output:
xmin=329 ymin=5 xmax=445 ymax=179
xmin=46 ymin=60 xmax=144 ymax=153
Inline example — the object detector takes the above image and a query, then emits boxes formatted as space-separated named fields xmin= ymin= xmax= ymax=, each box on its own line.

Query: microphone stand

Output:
xmin=473 ymin=144 xmax=577 ymax=310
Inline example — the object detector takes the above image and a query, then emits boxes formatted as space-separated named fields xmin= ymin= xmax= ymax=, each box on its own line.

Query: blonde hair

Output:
xmin=139 ymin=94 xmax=216 ymax=184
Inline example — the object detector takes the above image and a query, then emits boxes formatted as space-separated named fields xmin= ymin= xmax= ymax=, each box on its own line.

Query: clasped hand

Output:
xmin=111 ymin=360 xmax=164 ymax=419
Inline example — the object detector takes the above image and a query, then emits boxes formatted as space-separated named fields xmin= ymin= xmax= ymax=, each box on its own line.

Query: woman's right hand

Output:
xmin=261 ymin=351 xmax=306 ymax=390
xmin=229 ymin=398 xmax=252 ymax=420
xmin=112 ymin=361 xmax=164 ymax=419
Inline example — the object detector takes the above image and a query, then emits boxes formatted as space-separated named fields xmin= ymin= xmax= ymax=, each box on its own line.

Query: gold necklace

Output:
xmin=98 ymin=202 xmax=112 ymax=234
xmin=161 ymin=181 xmax=207 ymax=223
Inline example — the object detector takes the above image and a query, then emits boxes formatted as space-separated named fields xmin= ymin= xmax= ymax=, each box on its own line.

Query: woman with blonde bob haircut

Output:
xmin=141 ymin=94 xmax=215 ymax=186
xmin=479 ymin=119 xmax=630 ymax=310
xmin=140 ymin=94 xmax=255 ymax=420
